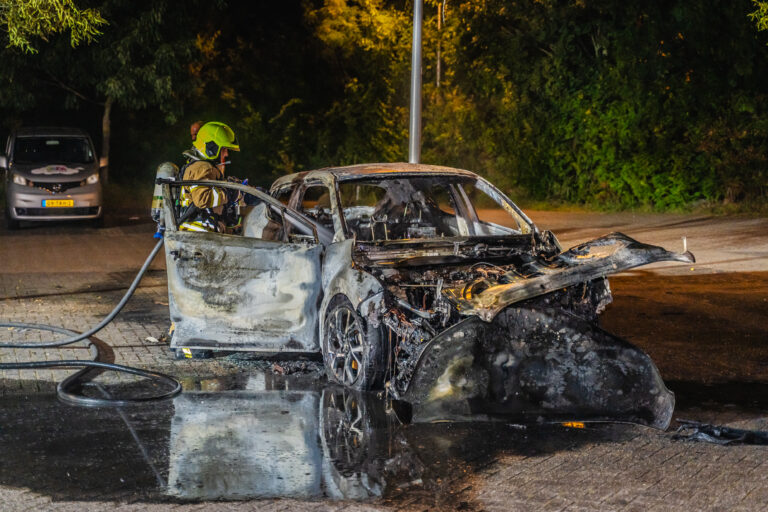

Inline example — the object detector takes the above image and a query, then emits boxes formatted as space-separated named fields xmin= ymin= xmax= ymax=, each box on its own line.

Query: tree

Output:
xmin=1 ymin=0 xmax=766 ymax=207
xmin=750 ymin=1 xmax=768 ymax=32
xmin=304 ymin=0 xmax=413 ymax=164
xmin=192 ymin=0 xmax=414 ymax=176
xmin=1 ymin=0 xmax=105 ymax=52
xmin=1 ymin=0 xmax=205 ymax=170
xmin=424 ymin=0 xmax=768 ymax=207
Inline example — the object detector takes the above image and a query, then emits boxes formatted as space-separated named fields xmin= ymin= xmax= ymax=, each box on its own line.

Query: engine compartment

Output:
xmin=357 ymin=244 xmax=613 ymax=396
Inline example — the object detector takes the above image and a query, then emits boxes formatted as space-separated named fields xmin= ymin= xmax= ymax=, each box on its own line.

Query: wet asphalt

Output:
xmin=0 ymin=371 xmax=640 ymax=504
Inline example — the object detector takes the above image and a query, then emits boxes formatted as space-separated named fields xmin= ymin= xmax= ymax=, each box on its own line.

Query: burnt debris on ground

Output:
xmin=673 ymin=419 xmax=768 ymax=445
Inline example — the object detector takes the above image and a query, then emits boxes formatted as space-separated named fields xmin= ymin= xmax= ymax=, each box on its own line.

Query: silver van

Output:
xmin=2 ymin=127 xmax=104 ymax=229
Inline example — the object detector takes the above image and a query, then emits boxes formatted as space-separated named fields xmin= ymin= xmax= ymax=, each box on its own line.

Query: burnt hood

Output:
xmin=442 ymin=232 xmax=695 ymax=322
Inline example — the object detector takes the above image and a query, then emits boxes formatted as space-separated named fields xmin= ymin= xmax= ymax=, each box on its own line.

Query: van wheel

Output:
xmin=5 ymin=207 xmax=19 ymax=230
xmin=322 ymin=296 xmax=385 ymax=390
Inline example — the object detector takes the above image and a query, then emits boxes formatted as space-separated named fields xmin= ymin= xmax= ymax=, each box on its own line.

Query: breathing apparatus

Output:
xmin=151 ymin=162 xmax=179 ymax=238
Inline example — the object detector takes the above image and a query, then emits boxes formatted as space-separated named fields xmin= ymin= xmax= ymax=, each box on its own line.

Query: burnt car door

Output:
xmin=161 ymin=180 xmax=332 ymax=353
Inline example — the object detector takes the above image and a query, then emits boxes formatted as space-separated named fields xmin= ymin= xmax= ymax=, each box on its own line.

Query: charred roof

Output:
xmin=271 ymin=163 xmax=479 ymax=189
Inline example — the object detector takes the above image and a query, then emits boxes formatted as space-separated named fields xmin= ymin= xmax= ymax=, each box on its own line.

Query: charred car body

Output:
xmin=159 ymin=163 xmax=694 ymax=429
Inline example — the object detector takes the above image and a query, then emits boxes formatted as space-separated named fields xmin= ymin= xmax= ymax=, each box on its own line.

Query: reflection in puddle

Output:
xmin=170 ymin=391 xmax=344 ymax=500
xmin=0 ymin=372 xmax=630 ymax=504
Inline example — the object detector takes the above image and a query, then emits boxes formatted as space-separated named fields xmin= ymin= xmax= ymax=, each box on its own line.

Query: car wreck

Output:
xmin=158 ymin=163 xmax=694 ymax=430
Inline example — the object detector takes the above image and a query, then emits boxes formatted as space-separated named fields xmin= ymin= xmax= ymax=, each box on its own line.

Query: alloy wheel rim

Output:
xmin=326 ymin=306 xmax=364 ymax=386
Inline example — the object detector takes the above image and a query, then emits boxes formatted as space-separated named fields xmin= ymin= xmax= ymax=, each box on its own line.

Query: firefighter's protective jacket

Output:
xmin=179 ymin=161 xmax=228 ymax=232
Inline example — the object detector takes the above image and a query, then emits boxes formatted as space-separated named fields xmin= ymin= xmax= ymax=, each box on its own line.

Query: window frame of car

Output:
xmin=293 ymin=177 xmax=350 ymax=243
xmin=336 ymin=177 xmax=470 ymax=241
xmin=462 ymin=176 xmax=537 ymax=236
xmin=296 ymin=182 xmax=335 ymax=232
xmin=334 ymin=173 xmax=537 ymax=241
xmin=160 ymin=179 xmax=332 ymax=245
xmin=271 ymin=182 xmax=298 ymax=208
xmin=267 ymin=183 xmax=298 ymax=223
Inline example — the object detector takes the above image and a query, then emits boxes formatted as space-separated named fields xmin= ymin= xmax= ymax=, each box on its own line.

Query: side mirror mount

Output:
xmin=536 ymin=229 xmax=562 ymax=255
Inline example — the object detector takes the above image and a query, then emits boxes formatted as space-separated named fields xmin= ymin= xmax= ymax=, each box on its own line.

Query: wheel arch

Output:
xmin=321 ymin=292 xmax=387 ymax=390
xmin=318 ymin=239 xmax=385 ymax=347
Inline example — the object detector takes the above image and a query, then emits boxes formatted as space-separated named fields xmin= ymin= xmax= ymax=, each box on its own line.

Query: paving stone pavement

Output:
xmin=0 ymin=218 xmax=767 ymax=511
xmin=0 ymin=284 xmax=226 ymax=388
xmin=469 ymin=425 xmax=768 ymax=511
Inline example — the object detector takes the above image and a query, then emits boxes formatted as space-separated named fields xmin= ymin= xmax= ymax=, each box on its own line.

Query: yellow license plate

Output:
xmin=42 ymin=199 xmax=74 ymax=207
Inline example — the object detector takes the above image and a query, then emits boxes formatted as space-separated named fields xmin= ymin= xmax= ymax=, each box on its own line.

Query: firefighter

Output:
xmin=178 ymin=121 xmax=240 ymax=233
xmin=181 ymin=120 xmax=205 ymax=167
xmin=189 ymin=120 xmax=204 ymax=142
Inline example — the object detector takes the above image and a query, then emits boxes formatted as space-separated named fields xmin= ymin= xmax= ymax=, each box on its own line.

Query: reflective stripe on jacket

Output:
xmin=179 ymin=161 xmax=227 ymax=209
xmin=180 ymin=219 xmax=219 ymax=232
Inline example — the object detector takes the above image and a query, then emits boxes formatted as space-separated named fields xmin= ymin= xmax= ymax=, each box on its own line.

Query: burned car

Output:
xmin=159 ymin=163 xmax=694 ymax=429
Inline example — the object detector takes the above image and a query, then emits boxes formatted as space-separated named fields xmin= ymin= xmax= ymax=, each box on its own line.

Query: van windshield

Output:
xmin=13 ymin=137 xmax=95 ymax=165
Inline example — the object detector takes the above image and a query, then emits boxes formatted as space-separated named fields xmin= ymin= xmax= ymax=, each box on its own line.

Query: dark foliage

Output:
xmin=0 ymin=0 xmax=767 ymax=208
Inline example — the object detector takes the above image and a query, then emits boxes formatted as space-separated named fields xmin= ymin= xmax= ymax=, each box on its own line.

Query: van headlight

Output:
xmin=12 ymin=173 xmax=28 ymax=186
xmin=85 ymin=173 xmax=99 ymax=185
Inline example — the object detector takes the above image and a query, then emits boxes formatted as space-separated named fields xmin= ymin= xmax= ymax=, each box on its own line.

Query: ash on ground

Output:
xmin=224 ymin=354 xmax=325 ymax=376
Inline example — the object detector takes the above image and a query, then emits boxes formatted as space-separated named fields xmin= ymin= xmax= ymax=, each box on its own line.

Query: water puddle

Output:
xmin=0 ymin=371 xmax=634 ymax=505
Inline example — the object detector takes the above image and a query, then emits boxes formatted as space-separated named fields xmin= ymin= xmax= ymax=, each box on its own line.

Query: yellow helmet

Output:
xmin=192 ymin=121 xmax=240 ymax=160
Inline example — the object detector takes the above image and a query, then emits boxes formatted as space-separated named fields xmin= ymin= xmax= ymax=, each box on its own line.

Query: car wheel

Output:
xmin=323 ymin=296 xmax=385 ymax=390
xmin=5 ymin=207 xmax=19 ymax=230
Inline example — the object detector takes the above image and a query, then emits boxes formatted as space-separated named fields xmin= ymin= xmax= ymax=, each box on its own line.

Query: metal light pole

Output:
xmin=408 ymin=0 xmax=423 ymax=164
xmin=437 ymin=0 xmax=443 ymax=88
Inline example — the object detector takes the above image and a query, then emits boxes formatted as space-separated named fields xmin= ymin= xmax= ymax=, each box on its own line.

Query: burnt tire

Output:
xmin=322 ymin=296 xmax=385 ymax=391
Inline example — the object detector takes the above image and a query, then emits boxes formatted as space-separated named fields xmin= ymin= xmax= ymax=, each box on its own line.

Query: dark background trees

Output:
xmin=1 ymin=0 xmax=767 ymax=210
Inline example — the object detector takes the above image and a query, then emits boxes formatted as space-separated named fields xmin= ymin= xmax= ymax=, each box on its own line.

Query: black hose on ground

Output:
xmin=0 ymin=239 xmax=182 ymax=407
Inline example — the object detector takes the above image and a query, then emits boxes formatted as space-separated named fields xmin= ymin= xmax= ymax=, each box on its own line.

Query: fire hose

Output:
xmin=0 ymin=238 xmax=182 ymax=407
